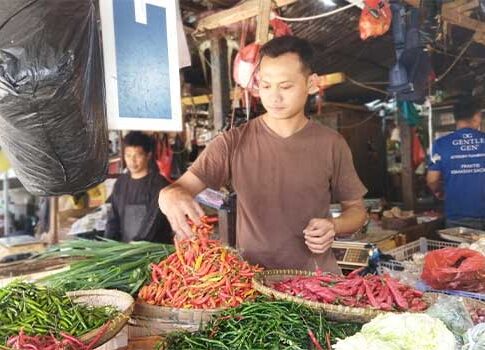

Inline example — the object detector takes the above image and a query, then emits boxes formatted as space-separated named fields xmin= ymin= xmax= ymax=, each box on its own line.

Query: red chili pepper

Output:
xmin=307 ymin=329 xmax=324 ymax=350
xmin=385 ymin=276 xmax=409 ymax=310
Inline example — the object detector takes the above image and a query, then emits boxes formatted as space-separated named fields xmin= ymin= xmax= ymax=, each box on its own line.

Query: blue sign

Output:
xmin=100 ymin=0 xmax=182 ymax=131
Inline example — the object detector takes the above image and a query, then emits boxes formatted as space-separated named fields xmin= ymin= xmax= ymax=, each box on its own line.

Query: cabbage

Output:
xmin=333 ymin=313 xmax=456 ymax=350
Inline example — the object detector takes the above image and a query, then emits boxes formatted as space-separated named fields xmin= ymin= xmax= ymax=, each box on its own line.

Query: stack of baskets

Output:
xmin=129 ymin=301 xmax=225 ymax=337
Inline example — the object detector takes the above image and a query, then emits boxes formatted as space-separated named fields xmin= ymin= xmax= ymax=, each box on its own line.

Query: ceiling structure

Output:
xmin=180 ymin=0 xmax=485 ymax=103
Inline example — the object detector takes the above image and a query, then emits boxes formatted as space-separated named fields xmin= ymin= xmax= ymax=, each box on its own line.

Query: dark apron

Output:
xmin=122 ymin=204 xmax=147 ymax=242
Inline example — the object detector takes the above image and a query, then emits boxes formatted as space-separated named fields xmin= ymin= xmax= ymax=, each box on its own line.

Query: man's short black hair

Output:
xmin=259 ymin=35 xmax=315 ymax=74
xmin=123 ymin=131 xmax=152 ymax=154
xmin=454 ymin=95 xmax=482 ymax=121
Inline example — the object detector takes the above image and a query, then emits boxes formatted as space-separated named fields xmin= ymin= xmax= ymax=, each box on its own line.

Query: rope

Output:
xmin=435 ymin=38 xmax=474 ymax=83
xmin=274 ymin=3 xmax=357 ymax=22
xmin=347 ymin=77 xmax=389 ymax=95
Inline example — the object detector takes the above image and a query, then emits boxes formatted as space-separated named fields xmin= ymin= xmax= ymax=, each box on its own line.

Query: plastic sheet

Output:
xmin=422 ymin=248 xmax=485 ymax=292
xmin=426 ymin=295 xmax=474 ymax=337
xmin=0 ymin=0 xmax=108 ymax=195
xmin=464 ymin=323 xmax=485 ymax=350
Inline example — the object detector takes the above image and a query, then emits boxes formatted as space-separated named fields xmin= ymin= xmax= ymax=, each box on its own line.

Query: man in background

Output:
xmin=427 ymin=96 xmax=485 ymax=230
xmin=106 ymin=131 xmax=172 ymax=242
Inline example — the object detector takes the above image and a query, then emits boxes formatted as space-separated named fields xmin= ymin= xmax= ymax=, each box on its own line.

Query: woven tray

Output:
xmin=130 ymin=301 xmax=225 ymax=336
xmin=253 ymin=269 xmax=427 ymax=323
xmin=68 ymin=289 xmax=135 ymax=348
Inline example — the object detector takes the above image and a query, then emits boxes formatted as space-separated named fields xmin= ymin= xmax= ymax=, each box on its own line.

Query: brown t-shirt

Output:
xmin=190 ymin=117 xmax=367 ymax=272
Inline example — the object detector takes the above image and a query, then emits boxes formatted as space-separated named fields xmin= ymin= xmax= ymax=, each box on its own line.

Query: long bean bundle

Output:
xmin=161 ymin=299 xmax=361 ymax=350
xmin=39 ymin=239 xmax=174 ymax=295
xmin=0 ymin=282 xmax=118 ymax=345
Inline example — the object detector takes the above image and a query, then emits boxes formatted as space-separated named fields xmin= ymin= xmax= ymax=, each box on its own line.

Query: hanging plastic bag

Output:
xmin=359 ymin=0 xmax=392 ymax=40
xmin=412 ymin=128 xmax=426 ymax=169
xmin=155 ymin=134 xmax=173 ymax=181
xmin=0 ymin=0 xmax=109 ymax=195
xmin=422 ymin=248 xmax=485 ymax=292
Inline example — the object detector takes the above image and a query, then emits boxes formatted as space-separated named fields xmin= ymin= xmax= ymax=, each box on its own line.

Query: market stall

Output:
xmin=0 ymin=0 xmax=484 ymax=349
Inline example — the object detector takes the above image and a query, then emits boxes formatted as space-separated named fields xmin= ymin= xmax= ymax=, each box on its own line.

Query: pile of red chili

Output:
xmin=5 ymin=324 xmax=109 ymax=350
xmin=138 ymin=216 xmax=262 ymax=309
xmin=273 ymin=271 xmax=428 ymax=311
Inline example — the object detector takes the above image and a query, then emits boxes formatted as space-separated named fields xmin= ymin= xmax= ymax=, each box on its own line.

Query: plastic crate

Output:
xmin=385 ymin=237 xmax=459 ymax=261
xmin=379 ymin=237 xmax=484 ymax=301
xmin=379 ymin=237 xmax=459 ymax=272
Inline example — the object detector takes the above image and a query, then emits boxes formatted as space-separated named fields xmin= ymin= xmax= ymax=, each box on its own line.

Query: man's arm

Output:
xmin=159 ymin=171 xmax=208 ymax=239
xmin=303 ymin=198 xmax=367 ymax=254
xmin=426 ymin=170 xmax=443 ymax=199
xmin=333 ymin=198 xmax=367 ymax=236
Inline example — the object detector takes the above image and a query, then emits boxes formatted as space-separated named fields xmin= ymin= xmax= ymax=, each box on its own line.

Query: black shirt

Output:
xmin=105 ymin=171 xmax=172 ymax=243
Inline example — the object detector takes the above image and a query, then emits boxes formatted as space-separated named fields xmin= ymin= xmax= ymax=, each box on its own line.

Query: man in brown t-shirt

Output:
xmin=159 ymin=36 xmax=367 ymax=272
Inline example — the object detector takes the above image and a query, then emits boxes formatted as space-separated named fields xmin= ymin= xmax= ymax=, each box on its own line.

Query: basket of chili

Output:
xmin=253 ymin=269 xmax=431 ymax=323
xmin=68 ymin=289 xmax=135 ymax=348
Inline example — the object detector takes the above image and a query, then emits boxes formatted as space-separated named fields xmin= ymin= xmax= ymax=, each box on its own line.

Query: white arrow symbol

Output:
xmin=133 ymin=0 xmax=165 ymax=25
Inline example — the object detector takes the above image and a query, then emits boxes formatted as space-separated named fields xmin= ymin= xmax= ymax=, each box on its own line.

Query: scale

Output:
xmin=331 ymin=241 xmax=374 ymax=271
xmin=0 ymin=235 xmax=46 ymax=263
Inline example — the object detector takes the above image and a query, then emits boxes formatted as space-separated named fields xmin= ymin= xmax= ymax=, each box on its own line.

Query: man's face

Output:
xmin=124 ymin=146 xmax=150 ymax=176
xmin=258 ymin=53 xmax=312 ymax=120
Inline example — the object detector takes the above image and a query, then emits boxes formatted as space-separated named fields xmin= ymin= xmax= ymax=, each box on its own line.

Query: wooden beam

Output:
xmin=181 ymin=73 xmax=346 ymax=106
xmin=403 ymin=0 xmax=485 ymax=45
xmin=442 ymin=6 xmax=485 ymax=45
xmin=398 ymin=118 xmax=416 ymax=210
xmin=196 ymin=0 xmax=299 ymax=33
xmin=255 ymin=0 xmax=272 ymax=44
xmin=47 ymin=197 xmax=59 ymax=244
xmin=210 ymin=36 xmax=231 ymax=131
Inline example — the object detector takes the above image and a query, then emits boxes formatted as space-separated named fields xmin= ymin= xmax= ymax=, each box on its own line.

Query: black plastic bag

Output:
xmin=0 ymin=0 xmax=108 ymax=195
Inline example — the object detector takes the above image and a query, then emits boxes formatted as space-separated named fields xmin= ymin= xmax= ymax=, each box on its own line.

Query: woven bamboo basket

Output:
xmin=129 ymin=301 xmax=225 ymax=337
xmin=424 ymin=291 xmax=485 ymax=312
xmin=67 ymin=289 xmax=135 ymax=348
xmin=130 ymin=246 xmax=244 ymax=337
xmin=253 ymin=269 xmax=431 ymax=323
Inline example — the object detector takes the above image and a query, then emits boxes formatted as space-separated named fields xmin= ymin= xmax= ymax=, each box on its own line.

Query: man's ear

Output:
xmin=472 ymin=112 xmax=482 ymax=129
xmin=308 ymin=73 xmax=320 ymax=95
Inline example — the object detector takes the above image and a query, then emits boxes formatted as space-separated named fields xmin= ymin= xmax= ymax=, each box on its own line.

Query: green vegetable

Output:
xmin=39 ymin=238 xmax=174 ymax=295
xmin=160 ymin=298 xmax=361 ymax=350
xmin=0 ymin=281 xmax=118 ymax=344
xmin=333 ymin=313 xmax=456 ymax=350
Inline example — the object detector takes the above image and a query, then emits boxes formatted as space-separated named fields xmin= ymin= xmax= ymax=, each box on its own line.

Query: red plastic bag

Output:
xmin=359 ymin=0 xmax=392 ymax=40
xmin=412 ymin=128 xmax=426 ymax=169
xmin=155 ymin=134 xmax=173 ymax=181
xmin=421 ymin=248 xmax=485 ymax=292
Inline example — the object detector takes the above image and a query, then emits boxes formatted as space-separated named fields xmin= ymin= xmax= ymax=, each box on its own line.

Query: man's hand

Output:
xmin=303 ymin=218 xmax=336 ymax=254
xmin=158 ymin=171 xmax=208 ymax=240
xmin=159 ymin=187 xmax=205 ymax=239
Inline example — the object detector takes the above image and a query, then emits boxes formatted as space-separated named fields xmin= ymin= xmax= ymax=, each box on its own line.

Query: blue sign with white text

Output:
xmin=113 ymin=0 xmax=171 ymax=119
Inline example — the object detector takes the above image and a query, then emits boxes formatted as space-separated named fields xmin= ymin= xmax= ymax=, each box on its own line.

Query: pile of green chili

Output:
xmin=160 ymin=299 xmax=361 ymax=350
xmin=39 ymin=239 xmax=174 ymax=295
xmin=0 ymin=281 xmax=118 ymax=344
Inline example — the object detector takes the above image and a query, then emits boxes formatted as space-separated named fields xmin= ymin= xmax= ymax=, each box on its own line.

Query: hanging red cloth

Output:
xmin=155 ymin=134 xmax=173 ymax=181
xmin=412 ymin=128 xmax=426 ymax=169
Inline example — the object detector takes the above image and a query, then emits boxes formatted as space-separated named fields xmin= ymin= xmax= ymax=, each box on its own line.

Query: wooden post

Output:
xmin=210 ymin=36 xmax=230 ymax=131
xmin=255 ymin=0 xmax=272 ymax=44
xmin=47 ymin=197 xmax=59 ymax=244
xmin=398 ymin=115 xmax=416 ymax=210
